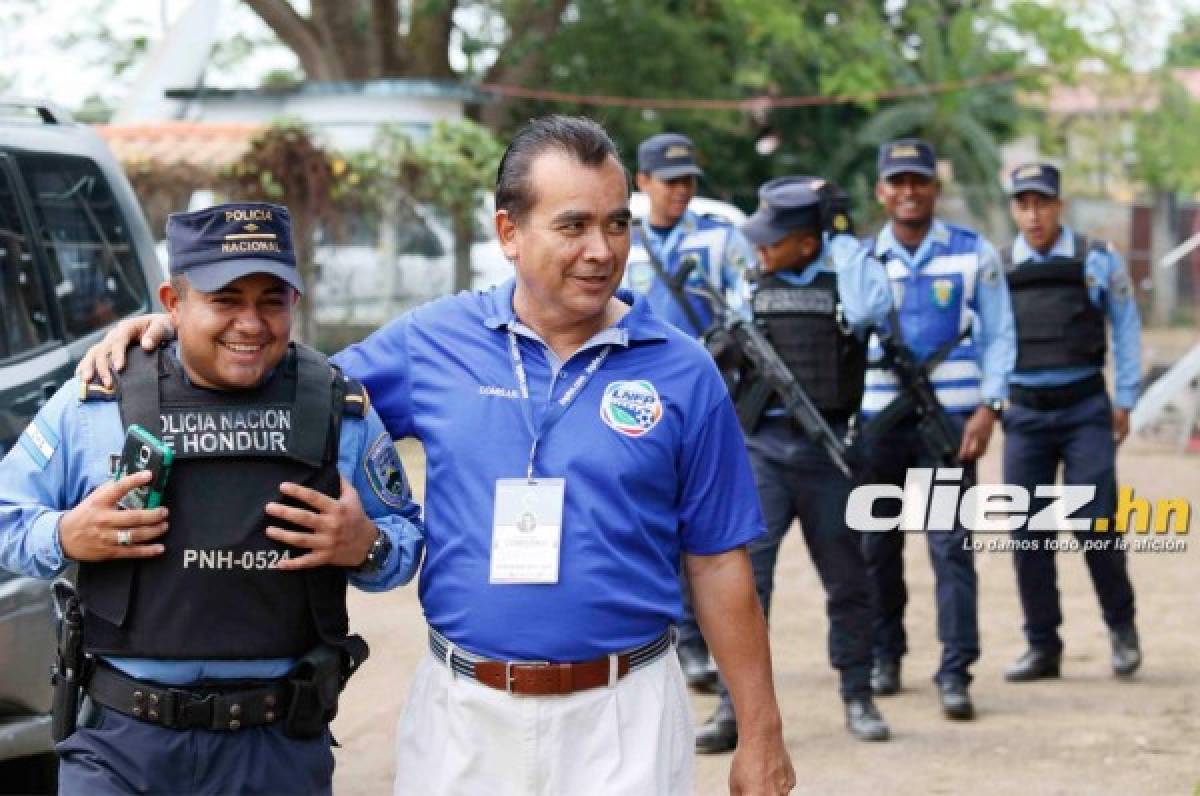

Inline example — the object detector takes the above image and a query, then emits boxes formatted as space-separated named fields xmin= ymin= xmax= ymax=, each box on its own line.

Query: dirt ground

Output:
xmin=331 ymin=330 xmax=1199 ymax=795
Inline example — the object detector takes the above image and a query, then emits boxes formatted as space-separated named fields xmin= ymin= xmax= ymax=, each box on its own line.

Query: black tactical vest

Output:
xmin=1003 ymin=233 xmax=1107 ymax=372
xmin=78 ymin=343 xmax=354 ymax=659
xmin=748 ymin=269 xmax=867 ymax=417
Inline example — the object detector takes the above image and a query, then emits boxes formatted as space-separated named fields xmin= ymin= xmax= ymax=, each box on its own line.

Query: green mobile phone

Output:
xmin=114 ymin=424 xmax=174 ymax=510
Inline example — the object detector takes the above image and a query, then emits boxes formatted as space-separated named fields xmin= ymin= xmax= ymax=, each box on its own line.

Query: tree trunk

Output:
xmin=477 ymin=0 xmax=569 ymax=129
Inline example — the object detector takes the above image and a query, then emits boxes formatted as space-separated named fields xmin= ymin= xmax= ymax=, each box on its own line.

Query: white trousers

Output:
xmin=393 ymin=648 xmax=695 ymax=796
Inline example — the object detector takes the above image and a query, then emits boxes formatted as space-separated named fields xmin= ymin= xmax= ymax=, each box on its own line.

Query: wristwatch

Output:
xmin=986 ymin=399 xmax=1008 ymax=416
xmin=355 ymin=528 xmax=393 ymax=574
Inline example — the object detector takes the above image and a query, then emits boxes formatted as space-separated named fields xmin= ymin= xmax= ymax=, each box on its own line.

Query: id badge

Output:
xmin=490 ymin=478 xmax=565 ymax=584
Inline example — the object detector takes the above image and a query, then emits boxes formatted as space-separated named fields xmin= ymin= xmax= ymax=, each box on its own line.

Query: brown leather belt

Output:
xmin=428 ymin=628 xmax=672 ymax=697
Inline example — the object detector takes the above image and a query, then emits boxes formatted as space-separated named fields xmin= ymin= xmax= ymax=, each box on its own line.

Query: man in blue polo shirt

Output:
xmin=77 ymin=117 xmax=795 ymax=796
xmin=1001 ymin=163 xmax=1141 ymax=683
xmin=857 ymin=139 xmax=1015 ymax=721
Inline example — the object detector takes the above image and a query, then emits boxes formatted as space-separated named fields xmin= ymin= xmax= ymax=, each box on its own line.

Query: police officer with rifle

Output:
xmin=693 ymin=177 xmax=894 ymax=752
xmin=0 ymin=203 xmax=424 ymax=794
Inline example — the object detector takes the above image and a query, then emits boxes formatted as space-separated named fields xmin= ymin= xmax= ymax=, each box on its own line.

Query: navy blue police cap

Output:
xmin=877 ymin=138 xmax=937 ymax=180
xmin=166 ymin=202 xmax=302 ymax=294
xmin=741 ymin=178 xmax=822 ymax=246
xmin=637 ymin=133 xmax=704 ymax=180
xmin=1009 ymin=163 xmax=1060 ymax=198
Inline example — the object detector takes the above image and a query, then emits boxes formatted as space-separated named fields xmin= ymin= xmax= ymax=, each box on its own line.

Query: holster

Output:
xmin=50 ymin=579 xmax=89 ymax=742
xmin=283 ymin=635 xmax=369 ymax=739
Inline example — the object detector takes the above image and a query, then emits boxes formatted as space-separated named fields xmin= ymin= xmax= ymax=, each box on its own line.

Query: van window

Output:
xmin=14 ymin=153 xmax=148 ymax=340
xmin=0 ymin=162 xmax=52 ymax=359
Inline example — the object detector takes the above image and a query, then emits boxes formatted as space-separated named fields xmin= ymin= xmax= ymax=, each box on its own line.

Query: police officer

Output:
xmin=622 ymin=132 xmax=758 ymax=691
xmin=695 ymin=177 xmax=894 ymax=753
xmin=858 ymin=139 xmax=1016 ymax=720
xmin=1001 ymin=163 xmax=1142 ymax=682
xmin=0 ymin=202 xmax=424 ymax=794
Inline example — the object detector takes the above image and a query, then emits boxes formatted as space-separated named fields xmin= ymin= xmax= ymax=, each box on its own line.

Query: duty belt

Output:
xmin=86 ymin=662 xmax=290 ymax=732
xmin=428 ymin=627 xmax=672 ymax=696
xmin=1009 ymin=372 xmax=1106 ymax=411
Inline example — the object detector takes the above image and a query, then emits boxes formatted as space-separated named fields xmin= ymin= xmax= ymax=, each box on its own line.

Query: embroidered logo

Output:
xmin=931 ymin=278 xmax=956 ymax=309
xmin=600 ymin=380 xmax=663 ymax=438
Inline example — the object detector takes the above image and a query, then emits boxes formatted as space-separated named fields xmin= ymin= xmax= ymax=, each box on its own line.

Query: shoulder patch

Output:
xmin=341 ymin=378 xmax=369 ymax=418
xmin=18 ymin=417 xmax=58 ymax=469
xmin=364 ymin=433 xmax=409 ymax=509
xmin=80 ymin=380 xmax=119 ymax=402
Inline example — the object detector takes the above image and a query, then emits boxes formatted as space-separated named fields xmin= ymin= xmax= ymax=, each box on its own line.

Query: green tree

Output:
xmin=1133 ymin=75 xmax=1200 ymax=195
xmin=1165 ymin=13 xmax=1200 ymax=68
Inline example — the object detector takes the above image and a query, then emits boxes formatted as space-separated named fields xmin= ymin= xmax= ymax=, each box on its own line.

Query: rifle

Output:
xmin=637 ymin=219 xmax=709 ymax=337
xmin=677 ymin=262 xmax=854 ymax=478
xmin=50 ymin=578 xmax=87 ymax=742
xmin=857 ymin=309 xmax=970 ymax=471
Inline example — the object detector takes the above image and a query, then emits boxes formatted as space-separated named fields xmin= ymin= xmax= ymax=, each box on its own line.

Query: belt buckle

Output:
xmin=171 ymin=689 xmax=215 ymax=730
xmin=504 ymin=660 xmax=550 ymax=695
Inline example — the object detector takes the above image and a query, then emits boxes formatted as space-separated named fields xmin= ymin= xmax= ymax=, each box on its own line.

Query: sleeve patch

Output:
xmin=19 ymin=418 xmax=58 ymax=469
xmin=364 ymin=433 xmax=409 ymax=509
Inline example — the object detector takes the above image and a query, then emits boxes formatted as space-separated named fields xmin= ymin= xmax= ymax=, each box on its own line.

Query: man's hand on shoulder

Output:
xmin=76 ymin=314 xmax=175 ymax=388
xmin=264 ymin=476 xmax=379 ymax=569
xmin=59 ymin=470 xmax=169 ymax=561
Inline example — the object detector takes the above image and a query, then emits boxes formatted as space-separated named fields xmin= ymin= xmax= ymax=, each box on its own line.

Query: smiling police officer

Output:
xmin=1002 ymin=163 xmax=1142 ymax=682
xmin=695 ymin=176 xmax=894 ymax=752
xmin=0 ymin=202 xmax=424 ymax=795
xmin=858 ymin=139 xmax=1016 ymax=721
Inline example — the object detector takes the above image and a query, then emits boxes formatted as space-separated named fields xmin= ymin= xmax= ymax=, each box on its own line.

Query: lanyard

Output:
xmin=507 ymin=329 xmax=610 ymax=481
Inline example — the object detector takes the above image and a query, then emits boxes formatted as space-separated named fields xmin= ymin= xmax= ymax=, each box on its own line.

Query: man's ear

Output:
xmin=496 ymin=209 xmax=520 ymax=261
xmin=875 ymin=179 xmax=887 ymax=206
xmin=158 ymin=281 xmax=181 ymax=321
xmin=635 ymin=171 xmax=651 ymax=193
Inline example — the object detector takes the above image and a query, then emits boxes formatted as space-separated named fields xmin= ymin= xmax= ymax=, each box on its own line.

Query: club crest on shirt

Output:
xmin=600 ymin=380 xmax=663 ymax=438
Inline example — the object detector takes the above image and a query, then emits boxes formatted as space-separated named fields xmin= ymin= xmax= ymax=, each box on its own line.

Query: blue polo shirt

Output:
xmin=334 ymin=280 xmax=764 ymax=661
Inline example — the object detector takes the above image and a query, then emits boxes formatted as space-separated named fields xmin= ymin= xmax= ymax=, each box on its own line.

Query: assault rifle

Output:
xmin=676 ymin=261 xmax=854 ymax=478
xmin=858 ymin=311 xmax=970 ymax=471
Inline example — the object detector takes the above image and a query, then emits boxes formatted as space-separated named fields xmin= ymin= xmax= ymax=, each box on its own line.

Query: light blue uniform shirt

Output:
xmin=860 ymin=219 xmax=1016 ymax=415
xmin=0 ymin=367 xmax=424 ymax=684
xmin=623 ymin=208 xmax=756 ymax=335
xmin=333 ymin=280 xmax=765 ymax=662
xmin=1008 ymin=226 xmax=1142 ymax=409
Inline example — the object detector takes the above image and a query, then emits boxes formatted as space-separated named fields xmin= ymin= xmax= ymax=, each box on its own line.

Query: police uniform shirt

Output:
xmin=332 ymin=279 xmax=765 ymax=663
xmin=623 ymin=209 xmax=757 ymax=335
xmin=1008 ymin=226 xmax=1142 ymax=409
xmin=0 ymin=364 xmax=424 ymax=684
xmin=860 ymin=219 xmax=1016 ymax=416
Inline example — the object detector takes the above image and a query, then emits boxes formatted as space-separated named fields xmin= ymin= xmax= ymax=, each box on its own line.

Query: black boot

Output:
xmin=677 ymin=643 xmax=719 ymax=693
xmin=695 ymin=702 xmax=738 ymax=755
xmin=1004 ymin=648 xmax=1062 ymax=682
xmin=938 ymin=678 xmax=974 ymax=721
xmin=844 ymin=697 xmax=890 ymax=741
xmin=1110 ymin=624 xmax=1142 ymax=678
xmin=870 ymin=659 xmax=901 ymax=696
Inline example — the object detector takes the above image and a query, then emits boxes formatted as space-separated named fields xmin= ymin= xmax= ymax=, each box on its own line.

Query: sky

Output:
xmin=1 ymin=0 xmax=1198 ymax=114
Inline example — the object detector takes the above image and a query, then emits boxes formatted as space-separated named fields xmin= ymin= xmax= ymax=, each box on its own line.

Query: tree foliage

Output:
xmin=1132 ymin=75 xmax=1200 ymax=195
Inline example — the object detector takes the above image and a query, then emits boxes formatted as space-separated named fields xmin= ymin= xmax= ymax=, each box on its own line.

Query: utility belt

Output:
xmin=428 ymin=627 xmax=672 ymax=697
xmin=1009 ymin=373 xmax=1106 ymax=411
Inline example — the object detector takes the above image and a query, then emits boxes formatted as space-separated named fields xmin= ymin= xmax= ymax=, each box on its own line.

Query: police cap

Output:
xmin=166 ymin=202 xmax=302 ymax=294
xmin=877 ymin=138 xmax=937 ymax=180
xmin=741 ymin=178 xmax=822 ymax=246
xmin=637 ymin=133 xmax=704 ymax=180
xmin=1008 ymin=162 xmax=1060 ymax=198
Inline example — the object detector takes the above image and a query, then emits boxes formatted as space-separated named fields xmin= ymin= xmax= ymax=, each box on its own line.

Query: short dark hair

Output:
xmin=495 ymin=115 xmax=627 ymax=224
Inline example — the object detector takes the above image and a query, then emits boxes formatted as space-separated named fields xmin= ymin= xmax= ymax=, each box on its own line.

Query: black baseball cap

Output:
xmin=741 ymin=178 xmax=822 ymax=246
xmin=637 ymin=133 xmax=704 ymax=180
xmin=166 ymin=202 xmax=303 ymax=293
xmin=877 ymin=138 xmax=937 ymax=180
xmin=1009 ymin=163 xmax=1060 ymax=198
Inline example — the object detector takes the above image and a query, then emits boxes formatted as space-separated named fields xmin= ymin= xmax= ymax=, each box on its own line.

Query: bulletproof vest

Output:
xmin=78 ymin=343 xmax=353 ymax=659
xmin=747 ymin=269 xmax=866 ymax=417
xmin=1003 ymin=233 xmax=1107 ymax=371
